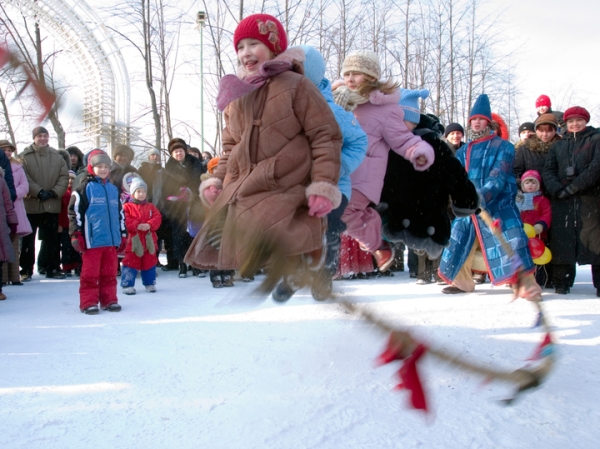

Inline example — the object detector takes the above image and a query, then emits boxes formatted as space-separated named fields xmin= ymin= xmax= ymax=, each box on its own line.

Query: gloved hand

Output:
xmin=118 ymin=236 xmax=127 ymax=253
xmin=71 ymin=231 xmax=86 ymax=253
xmin=203 ymin=185 xmax=222 ymax=206
xmin=533 ymin=224 xmax=544 ymax=235
xmin=9 ymin=223 xmax=17 ymax=237
xmin=308 ymin=195 xmax=333 ymax=217
xmin=47 ymin=190 xmax=58 ymax=199
xmin=558 ymin=184 xmax=578 ymax=199
xmin=37 ymin=189 xmax=52 ymax=202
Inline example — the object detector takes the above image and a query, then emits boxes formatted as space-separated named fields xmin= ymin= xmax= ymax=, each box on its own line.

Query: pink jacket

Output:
xmin=11 ymin=162 xmax=32 ymax=236
xmin=350 ymin=90 xmax=434 ymax=204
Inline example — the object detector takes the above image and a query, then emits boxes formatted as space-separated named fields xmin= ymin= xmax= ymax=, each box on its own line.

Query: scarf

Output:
xmin=332 ymin=85 xmax=369 ymax=112
xmin=469 ymin=126 xmax=492 ymax=142
xmin=216 ymin=59 xmax=293 ymax=111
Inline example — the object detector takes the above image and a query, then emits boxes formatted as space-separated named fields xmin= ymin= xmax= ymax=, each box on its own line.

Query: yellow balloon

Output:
xmin=533 ymin=247 xmax=552 ymax=265
xmin=524 ymin=223 xmax=536 ymax=238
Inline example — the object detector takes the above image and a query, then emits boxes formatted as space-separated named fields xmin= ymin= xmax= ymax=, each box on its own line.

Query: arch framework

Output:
xmin=6 ymin=0 xmax=132 ymax=150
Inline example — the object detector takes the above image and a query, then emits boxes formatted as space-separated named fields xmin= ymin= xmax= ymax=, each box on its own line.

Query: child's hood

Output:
xmin=368 ymin=89 xmax=401 ymax=106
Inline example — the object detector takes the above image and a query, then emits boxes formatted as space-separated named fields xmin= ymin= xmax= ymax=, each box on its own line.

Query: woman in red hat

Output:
xmin=542 ymin=106 xmax=600 ymax=295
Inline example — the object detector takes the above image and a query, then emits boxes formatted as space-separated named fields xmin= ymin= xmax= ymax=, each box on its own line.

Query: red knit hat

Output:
xmin=522 ymin=170 xmax=541 ymax=186
xmin=563 ymin=106 xmax=590 ymax=123
xmin=233 ymin=14 xmax=287 ymax=55
xmin=536 ymin=95 xmax=551 ymax=109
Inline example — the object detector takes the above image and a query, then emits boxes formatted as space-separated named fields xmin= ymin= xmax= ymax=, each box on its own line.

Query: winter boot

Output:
xmin=178 ymin=262 xmax=188 ymax=278
xmin=123 ymin=287 xmax=136 ymax=295
xmin=81 ymin=305 xmax=99 ymax=315
xmin=210 ymin=270 xmax=223 ymax=288
xmin=102 ymin=303 xmax=122 ymax=312
xmin=145 ymin=285 xmax=156 ymax=293
xmin=372 ymin=242 xmax=395 ymax=273
xmin=221 ymin=271 xmax=234 ymax=287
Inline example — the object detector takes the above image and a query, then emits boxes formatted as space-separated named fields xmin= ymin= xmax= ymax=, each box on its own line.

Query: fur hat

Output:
xmin=469 ymin=94 xmax=492 ymax=122
xmin=518 ymin=122 xmax=535 ymax=134
xmin=112 ymin=144 xmax=134 ymax=161
xmin=535 ymin=95 xmax=551 ymax=109
xmin=130 ymin=177 xmax=148 ymax=196
xmin=522 ymin=169 xmax=541 ymax=186
xmin=168 ymin=137 xmax=187 ymax=154
xmin=444 ymin=123 xmax=464 ymax=137
xmin=399 ymin=88 xmax=429 ymax=124
xmin=57 ymin=149 xmax=71 ymax=170
xmin=233 ymin=14 xmax=287 ymax=55
xmin=563 ymin=106 xmax=590 ymax=124
xmin=0 ymin=139 xmax=16 ymax=151
xmin=300 ymin=45 xmax=326 ymax=87
xmin=341 ymin=50 xmax=381 ymax=80
xmin=87 ymin=149 xmax=111 ymax=174
xmin=534 ymin=113 xmax=558 ymax=130
xmin=207 ymin=157 xmax=220 ymax=174
xmin=32 ymin=126 xmax=49 ymax=139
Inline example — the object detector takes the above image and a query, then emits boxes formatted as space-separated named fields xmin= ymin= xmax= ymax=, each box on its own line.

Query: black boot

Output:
xmin=210 ymin=270 xmax=223 ymax=288
xmin=178 ymin=262 xmax=187 ymax=278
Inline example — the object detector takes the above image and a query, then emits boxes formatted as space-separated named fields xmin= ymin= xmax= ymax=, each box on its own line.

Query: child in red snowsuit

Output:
xmin=517 ymin=169 xmax=552 ymax=286
xmin=69 ymin=150 xmax=127 ymax=314
xmin=121 ymin=178 xmax=162 ymax=294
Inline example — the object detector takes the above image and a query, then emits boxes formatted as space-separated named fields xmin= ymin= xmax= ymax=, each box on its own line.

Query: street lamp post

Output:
xmin=197 ymin=11 xmax=207 ymax=153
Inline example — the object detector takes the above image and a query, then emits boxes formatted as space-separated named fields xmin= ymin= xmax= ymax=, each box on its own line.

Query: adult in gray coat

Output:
xmin=542 ymin=106 xmax=600 ymax=295
xmin=19 ymin=126 xmax=69 ymax=280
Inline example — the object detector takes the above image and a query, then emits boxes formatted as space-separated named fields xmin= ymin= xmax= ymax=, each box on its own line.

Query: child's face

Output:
xmin=68 ymin=177 xmax=74 ymax=187
xmin=237 ymin=38 xmax=273 ymax=76
xmin=522 ymin=179 xmax=539 ymax=193
xmin=133 ymin=188 xmax=147 ymax=201
xmin=470 ymin=117 xmax=489 ymax=132
xmin=537 ymin=106 xmax=549 ymax=114
xmin=93 ymin=163 xmax=110 ymax=179
xmin=343 ymin=71 xmax=367 ymax=90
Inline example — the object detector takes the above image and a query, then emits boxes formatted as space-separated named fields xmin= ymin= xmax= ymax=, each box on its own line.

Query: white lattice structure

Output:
xmin=6 ymin=0 xmax=131 ymax=150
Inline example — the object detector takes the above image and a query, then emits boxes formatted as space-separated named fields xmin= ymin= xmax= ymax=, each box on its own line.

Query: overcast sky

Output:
xmin=500 ymin=0 xmax=600 ymax=125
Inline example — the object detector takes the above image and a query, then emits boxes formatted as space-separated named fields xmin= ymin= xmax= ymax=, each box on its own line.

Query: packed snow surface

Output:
xmin=1 ymin=265 xmax=598 ymax=448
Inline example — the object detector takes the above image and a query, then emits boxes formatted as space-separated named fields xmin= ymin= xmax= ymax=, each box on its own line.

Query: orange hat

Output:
xmin=207 ymin=157 xmax=220 ymax=174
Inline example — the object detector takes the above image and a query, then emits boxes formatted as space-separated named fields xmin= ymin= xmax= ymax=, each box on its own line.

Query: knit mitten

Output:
xmin=145 ymin=232 xmax=156 ymax=255
xmin=131 ymin=234 xmax=144 ymax=257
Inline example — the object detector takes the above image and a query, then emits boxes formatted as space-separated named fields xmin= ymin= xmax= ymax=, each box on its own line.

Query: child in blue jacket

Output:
xmin=69 ymin=149 xmax=127 ymax=314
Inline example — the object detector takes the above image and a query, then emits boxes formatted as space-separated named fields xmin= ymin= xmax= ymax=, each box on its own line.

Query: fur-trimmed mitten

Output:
xmin=131 ymin=234 xmax=144 ymax=257
xmin=146 ymin=232 xmax=156 ymax=254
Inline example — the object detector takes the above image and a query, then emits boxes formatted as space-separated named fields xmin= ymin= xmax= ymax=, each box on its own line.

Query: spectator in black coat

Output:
xmin=110 ymin=144 xmax=138 ymax=193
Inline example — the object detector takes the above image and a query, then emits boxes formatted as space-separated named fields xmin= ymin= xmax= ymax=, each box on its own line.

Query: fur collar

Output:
xmin=368 ymin=89 xmax=401 ymax=105
xmin=519 ymin=135 xmax=561 ymax=153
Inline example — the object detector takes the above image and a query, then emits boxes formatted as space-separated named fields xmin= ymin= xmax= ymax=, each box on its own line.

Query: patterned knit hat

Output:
xmin=535 ymin=113 xmax=558 ymax=130
xmin=399 ymin=88 xmax=429 ymax=124
xmin=522 ymin=170 xmax=541 ymax=186
xmin=444 ymin=123 xmax=464 ymax=137
xmin=341 ymin=50 xmax=381 ymax=80
xmin=233 ymin=14 xmax=287 ymax=55
xmin=469 ymin=94 xmax=492 ymax=122
xmin=563 ymin=106 xmax=590 ymax=123
xmin=68 ymin=170 xmax=77 ymax=179
xmin=535 ymin=95 xmax=551 ymax=109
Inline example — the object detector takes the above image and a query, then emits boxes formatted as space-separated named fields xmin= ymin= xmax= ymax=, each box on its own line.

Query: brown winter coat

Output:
xmin=20 ymin=144 xmax=69 ymax=214
xmin=185 ymin=63 xmax=342 ymax=270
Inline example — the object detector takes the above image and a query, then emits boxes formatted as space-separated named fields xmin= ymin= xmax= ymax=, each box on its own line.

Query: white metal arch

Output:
xmin=6 ymin=0 xmax=131 ymax=149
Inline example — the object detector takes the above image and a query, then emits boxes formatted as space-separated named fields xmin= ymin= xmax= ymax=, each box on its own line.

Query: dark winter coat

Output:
xmin=444 ymin=140 xmax=464 ymax=155
xmin=439 ymin=133 xmax=535 ymax=284
xmin=162 ymin=154 xmax=205 ymax=226
xmin=137 ymin=161 xmax=164 ymax=209
xmin=513 ymin=134 xmax=561 ymax=186
xmin=66 ymin=146 xmax=85 ymax=173
xmin=110 ymin=161 xmax=138 ymax=194
xmin=0 ymin=151 xmax=16 ymax=203
xmin=380 ymin=115 xmax=479 ymax=259
xmin=542 ymin=126 xmax=600 ymax=265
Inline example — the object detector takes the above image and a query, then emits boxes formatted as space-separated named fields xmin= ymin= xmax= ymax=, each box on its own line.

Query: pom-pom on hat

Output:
xmin=399 ymin=88 xmax=429 ymax=124
xmin=341 ymin=50 xmax=381 ymax=80
xmin=518 ymin=122 xmax=535 ymax=134
xmin=563 ymin=106 xmax=590 ymax=123
xmin=469 ymin=94 xmax=492 ymax=122
xmin=522 ymin=169 xmax=541 ymax=186
xmin=534 ymin=113 xmax=558 ymax=130
xmin=32 ymin=126 xmax=49 ymax=139
xmin=233 ymin=14 xmax=287 ymax=56
xmin=444 ymin=123 xmax=464 ymax=137
xmin=130 ymin=177 xmax=148 ymax=196
xmin=300 ymin=45 xmax=326 ymax=87
xmin=536 ymin=95 xmax=551 ymax=109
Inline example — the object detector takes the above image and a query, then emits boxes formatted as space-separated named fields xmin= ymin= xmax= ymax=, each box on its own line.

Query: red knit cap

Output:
xmin=535 ymin=95 xmax=551 ymax=109
xmin=233 ymin=14 xmax=287 ymax=55
xmin=563 ymin=106 xmax=590 ymax=123
xmin=522 ymin=170 xmax=541 ymax=186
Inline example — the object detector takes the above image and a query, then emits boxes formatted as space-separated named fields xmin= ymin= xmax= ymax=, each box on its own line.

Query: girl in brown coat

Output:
xmin=185 ymin=14 xmax=342 ymax=301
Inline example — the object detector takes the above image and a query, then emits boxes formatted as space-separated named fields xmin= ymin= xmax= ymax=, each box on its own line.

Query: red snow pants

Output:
xmin=79 ymin=246 xmax=118 ymax=310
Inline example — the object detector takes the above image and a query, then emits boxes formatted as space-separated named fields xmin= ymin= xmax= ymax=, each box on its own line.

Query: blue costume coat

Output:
xmin=439 ymin=133 xmax=534 ymax=284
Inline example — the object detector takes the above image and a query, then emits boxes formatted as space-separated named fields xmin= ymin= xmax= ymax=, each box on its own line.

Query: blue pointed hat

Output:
xmin=469 ymin=94 xmax=492 ymax=122
xmin=399 ymin=88 xmax=430 ymax=124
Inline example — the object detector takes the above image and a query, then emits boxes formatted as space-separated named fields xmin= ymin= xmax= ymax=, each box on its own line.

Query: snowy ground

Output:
xmin=1 ymin=258 xmax=599 ymax=449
